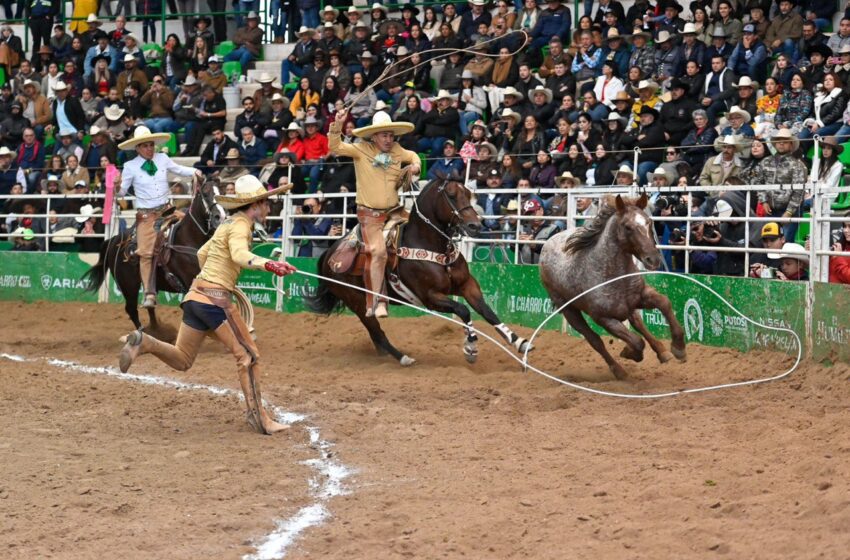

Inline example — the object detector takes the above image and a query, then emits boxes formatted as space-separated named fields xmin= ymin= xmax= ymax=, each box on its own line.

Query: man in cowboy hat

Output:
xmin=622 ymin=105 xmax=665 ymax=185
xmin=661 ymin=77 xmax=698 ymax=144
xmin=119 ymin=126 xmax=204 ymax=308
xmin=282 ymin=26 xmax=317 ymax=84
xmin=119 ymin=174 xmax=297 ymax=435
xmin=83 ymin=31 xmax=116 ymax=79
xmin=629 ymin=79 xmax=661 ymax=128
xmin=653 ymin=30 xmax=684 ymax=86
xmin=702 ymin=28 xmax=733 ymax=70
xmin=47 ymin=81 xmax=85 ymax=138
xmin=419 ymin=90 xmax=460 ymax=155
xmin=680 ymin=23 xmax=705 ymax=72
xmin=699 ymin=135 xmax=743 ymax=188
xmin=329 ymin=109 xmax=420 ymax=318
xmin=460 ymin=0 xmax=493 ymax=42
xmin=720 ymin=105 xmax=755 ymax=141
xmin=613 ymin=164 xmax=635 ymax=186
xmin=755 ymin=129 xmax=809 ymax=241
xmin=799 ymin=43 xmax=831 ymax=88
xmin=657 ymin=0 xmax=685 ymax=36
xmin=224 ymin=11 xmax=264 ymax=74
xmin=627 ymin=28 xmax=657 ymax=79
xmin=116 ymin=53 xmax=149 ymax=100
xmin=729 ymin=24 xmax=768 ymax=83
xmin=252 ymin=73 xmax=282 ymax=115
xmin=20 ymin=79 xmax=53 ymax=138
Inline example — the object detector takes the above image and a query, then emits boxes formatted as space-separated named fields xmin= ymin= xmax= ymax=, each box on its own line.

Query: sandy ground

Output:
xmin=1 ymin=301 xmax=849 ymax=560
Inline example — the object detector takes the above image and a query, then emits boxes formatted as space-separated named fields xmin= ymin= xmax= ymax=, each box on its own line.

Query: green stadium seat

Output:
xmin=222 ymin=61 xmax=242 ymax=81
xmin=839 ymin=143 xmax=850 ymax=168
xmin=418 ymin=153 xmax=427 ymax=180
xmin=215 ymin=41 xmax=235 ymax=57
xmin=0 ymin=66 xmax=5 ymax=87
xmin=832 ymin=191 xmax=850 ymax=211
xmin=283 ymin=79 xmax=299 ymax=95
xmin=795 ymin=212 xmax=811 ymax=244
xmin=82 ymin=134 xmax=92 ymax=148
xmin=163 ymin=133 xmax=178 ymax=156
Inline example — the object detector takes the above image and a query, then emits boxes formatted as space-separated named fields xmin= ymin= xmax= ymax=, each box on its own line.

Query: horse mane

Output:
xmin=562 ymin=195 xmax=636 ymax=255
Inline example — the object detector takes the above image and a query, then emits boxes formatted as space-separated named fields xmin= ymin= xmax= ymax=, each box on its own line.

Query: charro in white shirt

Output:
xmin=120 ymin=152 xmax=196 ymax=209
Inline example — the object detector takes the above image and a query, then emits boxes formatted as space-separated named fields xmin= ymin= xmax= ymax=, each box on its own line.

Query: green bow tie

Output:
xmin=141 ymin=159 xmax=158 ymax=176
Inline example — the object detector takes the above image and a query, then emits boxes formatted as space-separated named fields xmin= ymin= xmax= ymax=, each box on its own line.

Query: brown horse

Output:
xmin=83 ymin=179 xmax=224 ymax=331
xmin=539 ymin=194 xmax=686 ymax=379
xmin=306 ymin=176 xmax=532 ymax=365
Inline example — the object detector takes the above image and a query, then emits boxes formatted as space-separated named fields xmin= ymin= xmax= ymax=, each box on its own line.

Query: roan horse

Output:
xmin=83 ymin=178 xmax=224 ymax=331
xmin=539 ymin=194 xmax=687 ymax=378
xmin=306 ymin=176 xmax=532 ymax=365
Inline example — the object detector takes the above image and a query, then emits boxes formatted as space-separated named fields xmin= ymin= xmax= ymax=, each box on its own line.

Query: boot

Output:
xmin=119 ymin=325 xmax=206 ymax=373
xmin=213 ymin=323 xmax=288 ymax=435
xmin=141 ymin=294 xmax=157 ymax=308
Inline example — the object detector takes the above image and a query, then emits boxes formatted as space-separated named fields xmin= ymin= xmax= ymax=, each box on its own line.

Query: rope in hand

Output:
xmin=264 ymin=268 xmax=802 ymax=400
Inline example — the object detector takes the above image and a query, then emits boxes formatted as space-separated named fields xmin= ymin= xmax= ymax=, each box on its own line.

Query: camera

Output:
xmin=301 ymin=203 xmax=313 ymax=214
xmin=703 ymin=224 xmax=718 ymax=238
xmin=655 ymin=195 xmax=688 ymax=217
xmin=760 ymin=266 xmax=778 ymax=279
xmin=670 ymin=228 xmax=685 ymax=243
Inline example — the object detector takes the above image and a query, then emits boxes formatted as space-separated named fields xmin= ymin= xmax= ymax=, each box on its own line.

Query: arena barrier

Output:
xmin=1 ymin=250 xmax=849 ymax=365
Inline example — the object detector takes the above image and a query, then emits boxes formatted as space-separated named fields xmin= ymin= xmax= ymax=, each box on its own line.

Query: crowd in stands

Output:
xmin=0 ymin=0 xmax=848 ymax=282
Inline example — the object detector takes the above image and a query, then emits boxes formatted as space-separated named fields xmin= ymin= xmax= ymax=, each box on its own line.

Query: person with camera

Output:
xmin=691 ymin=191 xmax=749 ymax=276
xmin=828 ymin=213 xmax=850 ymax=283
xmin=291 ymin=197 xmax=334 ymax=257
xmin=749 ymin=222 xmax=786 ymax=278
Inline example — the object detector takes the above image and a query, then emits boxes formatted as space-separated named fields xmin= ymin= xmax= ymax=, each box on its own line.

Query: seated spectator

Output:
xmin=0 ymin=146 xmax=19 ymax=195
xmin=621 ymin=105 xmax=664 ymax=185
xmin=458 ymin=71 xmax=487 ymax=136
xmin=592 ymin=143 xmax=620 ymax=186
xmin=0 ymin=101 xmax=30 ymax=149
xmin=776 ymin=73 xmax=813 ymax=135
xmin=528 ymin=85 xmax=557 ymax=130
xmin=829 ymin=213 xmax=850 ymax=283
xmin=290 ymin=77 xmax=320 ymax=118
xmin=292 ymin=197 xmax=333 ymax=257
xmin=262 ymin=94 xmax=292 ymax=144
xmin=428 ymin=140 xmax=464 ymax=181
xmin=224 ymin=11 xmax=264 ymax=74
xmin=81 ymin=127 xmax=117 ymax=172
xmin=60 ymin=154 xmax=89 ymax=192
xmin=238 ymin=126 xmax=269 ymax=174
xmin=54 ymin=129 xmax=83 ymax=161
xmin=766 ymin=0 xmax=804 ymax=61
xmin=195 ymin=125 xmax=238 ymax=175
xmin=720 ymin=105 xmax=755 ymax=142
xmin=110 ymin=32 xmax=145 ymax=73
xmin=418 ymin=90 xmax=459 ymax=155
xmin=87 ymin=55 xmax=115 ymax=99
xmin=199 ymin=55 xmax=227 ymax=93
xmin=478 ymin=169 xmax=512 ymax=232
xmin=557 ymin=143 xmax=591 ymax=181
xmin=682 ymin=109 xmax=719 ymax=175
xmin=10 ymin=227 xmax=41 ymax=251
xmin=281 ymin=26 xmax=317 ymax=84
xmin=529 ymin=150 xmax=557 ymax=189
xmin=470 ymin=141 xmax=499 ymax=187
xmin=236 ymin=96 xmax=269 ymax=139
xmin=800 ymin=72 xmax=847 ymax=142
xmin=500 ymin=153 xmax=522 ymax=188
xmin=92 ymin=104 xmax=127 ymax=143
xmin=699 ymin=135 xmax=744 ymax=189
xmin=265 ymin=150 xmax=308 ymax=195
xmin=74 ymin=203 xmax=103 ymax=252
xmin=301 ymin=116 xmax=328 ymax=188
xmin=344 ymin=73 xmax=377 ymax=128
xmin=629 ymin=79 xmax=661 ymax=128
xmin=15 ymin=128 xmax=45 ymax=192
xmin=739 ymin=138 xmax=769 ymax=184
xmin=188 ymin=36 xmax=211 ymax=76
xmin=519 ymin=199 xmax=562 ymax=265
xmin=140 ymin=76 xmax=175 ymax=133
xmin=181 ymin=85 xmax=226 ymax=156
xmin=511 ymin=114 xmax=547 ymax=173
xmin=217 ymin=148 xmax=250 ymax=183
xmin=115 ymin=54 xmax=148 ymax=100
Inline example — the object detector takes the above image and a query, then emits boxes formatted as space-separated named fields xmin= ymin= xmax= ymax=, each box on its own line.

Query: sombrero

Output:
xmin=215 ymin=175 xmax=288 ymax=210
xmin=352 ymin=111 xmax=414 ymax=139
xmin=770 ymin=128 xmax=799 ymax=151
xmin=555 ymin=171 xmax=580 ymax=188
xmin=118 ymin=125 xmax=171 ymax=150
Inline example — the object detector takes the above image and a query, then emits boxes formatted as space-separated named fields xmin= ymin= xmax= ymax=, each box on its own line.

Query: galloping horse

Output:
xmin=539 ymin=194 xmax=687 ymax=379
xmin=306 ymin=176 xmax=532 ymax=365
xmin=83 ymin=178 xmax=224 ymax=330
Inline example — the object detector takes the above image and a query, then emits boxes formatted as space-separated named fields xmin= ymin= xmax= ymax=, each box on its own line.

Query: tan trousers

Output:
xmin=135 ymin=209 xmax=160 ymax=296
xmin=358 ymin=206 xmax=388 ymax=313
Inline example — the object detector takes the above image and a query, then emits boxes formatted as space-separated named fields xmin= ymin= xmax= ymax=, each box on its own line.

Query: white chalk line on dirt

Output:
xmin=0 ymin=352 xmax=352 ymax=560
xmin=272 ymin=270 xmax=803 ymax=399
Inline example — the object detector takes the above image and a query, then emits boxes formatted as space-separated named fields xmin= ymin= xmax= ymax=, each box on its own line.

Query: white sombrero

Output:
xmin=352 ymin=111 xmax=414 ymax=139
xmin=118 ymin=125 xmax=171 ymax=150
xmin=215 ymin=175 xmax=288 ymax=210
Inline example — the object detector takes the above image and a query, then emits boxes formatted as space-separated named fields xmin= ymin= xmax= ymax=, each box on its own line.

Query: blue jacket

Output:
xmin=111 ymin=50 xmax=146 ymax=74
xmin=0 ymin=165 xmax=18 ymax=196
xmin=292 ymin=216 xmax=332 ymax=257
xmin=728 ymin=41 xmax=768 ymax=82
xmin=427 ymin=157 xmax=464 ymax=181
xmin=83 ymin=45 xmax=118 ymax=78
xmin=238 ymin=138 xmax=269 ymax=171
xmin=459 ymin=10 xmax=491 ymax=40
xmin=531 ymin=5 xmax=571 ymax=42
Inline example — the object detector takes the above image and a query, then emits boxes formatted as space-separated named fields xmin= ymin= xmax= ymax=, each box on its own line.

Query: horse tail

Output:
xmin=82 ymin=238 xmax=111 ymax=292
xmin=304 ymin=249 xmax=343 ymax=315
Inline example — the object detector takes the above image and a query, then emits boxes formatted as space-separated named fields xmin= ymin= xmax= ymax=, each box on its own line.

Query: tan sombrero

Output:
xmin=555 ymin=171 xmax=580 ymax=188
xmin=352 ymin=111 xmax=414 ymax=139
xmin=770 ymin=128 xmax=800 ymax=151
xmin=118 ymin=125 xmax=171 ymax=150
xmin=215 ymin=175 xmax=288 ymax=210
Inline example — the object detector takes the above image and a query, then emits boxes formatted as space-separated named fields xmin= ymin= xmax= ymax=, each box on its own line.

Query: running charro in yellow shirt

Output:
xmin=195 ymin=212 xmax=269 ymax=291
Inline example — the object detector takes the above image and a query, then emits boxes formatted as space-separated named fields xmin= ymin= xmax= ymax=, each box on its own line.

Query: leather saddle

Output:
xmin=327 ymin=210 xmax=408 ymax=276
xmin=122 ymin=207 xmax=183 ymax=265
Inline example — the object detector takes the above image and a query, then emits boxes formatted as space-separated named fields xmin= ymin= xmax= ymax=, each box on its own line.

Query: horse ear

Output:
xmin=636 ymin=192 xmax=648 ymax=209
xmin=614 ymin=194 xmax=627 ymax=215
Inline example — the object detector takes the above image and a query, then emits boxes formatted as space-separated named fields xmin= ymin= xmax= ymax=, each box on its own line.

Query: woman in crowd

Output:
xmin=493 ymin=1 xmax=516 ymax=29
xmin=812 ymin=136 xmax=844 ymax=190
xmin=395 ymin=95 xmax=427 ymax=151
xmin=87 ymin=55 xmax=115 ymax=98
xmin=500 ymin=153 xmax=523 ymax=189
xmin=276 ymin=122 xmax=306 ymax=162
xmin=463 ymin=119 xmax=489 ymax=148
xmin=458 ymin=72 xmax=487 ymax=136
xmin=162 ymin=34 xmax=188 ymax=89
xmin=754 ymin=77 xmax=782 ymax=137
xmin=529 ymin=150 xmax=557 ymax=190
xmin=319 ymin=75 xmax=345 ymax=123
xmin=739 ymin=138 xmax=769 ymax=185
xmin=568 ymin=112 xmax=602 ymax=160
xmin=290 ymin=77 xmax=320 ymax=118
xmin=771 ymin=53 xmax=797 ymax=90
xmin=343 ymin=73 xmax=376 ymax=128
xmin=682 ymin=109 xmax=719 ymax=174
xmin=557 ymin=143 xmax=591 ymax=181
xmin=422 ymin=7 xmax=441 ymax=41
xmin=592 ymin=143 xmax=620 ymax=186
xmin=800 ymin=73 xmax=847 ymax=142
xmin=514 ymin=0 xmax=541 ymax=33
xmin=68 ymin=36 xmax=86 ymax=70
xmin=40 ymin=62 xmax=63 ymax=101
xmin=511 ymin=115 xmax=547 ymax=175
xmin=776 ymin=72 xmax=814 ymax=135
xmin=602 ymin=113 xmax=628 ymax=162
xmin=189 ymin=36 xmax=210 ymax=75
xmin=61 ymin=154 xmax=90 ymax=192
xmin=548 ymin=117 xmax=572 ymax=163
xmin=692 ymin=7 xmax=711 ymax=44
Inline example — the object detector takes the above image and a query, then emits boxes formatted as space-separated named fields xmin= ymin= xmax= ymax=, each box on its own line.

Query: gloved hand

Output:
xmin=264 ymin=260 xmax=297 ymax=277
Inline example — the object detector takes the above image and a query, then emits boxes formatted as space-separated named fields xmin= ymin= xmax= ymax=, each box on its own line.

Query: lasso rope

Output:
xmin=343 ymin=30 xmax=531 ymax=111
xmin=266 ymin=268 xmax=802 ymax=400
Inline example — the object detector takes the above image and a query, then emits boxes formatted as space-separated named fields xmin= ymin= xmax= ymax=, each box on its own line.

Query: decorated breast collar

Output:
xmin=397 ymin=244 xmax=460 ymax=266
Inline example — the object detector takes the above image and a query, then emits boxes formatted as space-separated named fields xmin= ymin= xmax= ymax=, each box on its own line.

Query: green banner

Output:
xmin=0 ymin=253 xmax=843 ymax=363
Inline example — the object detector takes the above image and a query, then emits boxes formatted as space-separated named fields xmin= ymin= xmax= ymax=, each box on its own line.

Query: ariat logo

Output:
xmin=41 ymin=274 xmax=52 ymax=290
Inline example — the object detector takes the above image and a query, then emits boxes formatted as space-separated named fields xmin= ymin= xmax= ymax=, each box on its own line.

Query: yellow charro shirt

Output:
xmin=195 ymin=213 xmax=268 ymax=291
xmin=327 ymin=122 xmax=419 ymax=210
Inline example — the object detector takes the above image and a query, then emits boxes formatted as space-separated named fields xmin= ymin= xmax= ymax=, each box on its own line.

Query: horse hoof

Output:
xmin=464 ymin=351 xmax=478 ymax=364
xmin=400 ymin=355 xmax=416 ymax=367
xmin=658 ymin=351 xmax=675 ymax=364
xmin=672 ymin=346 xmax=688 ymax=362
xmin=517 ymin=339 xmax=534 ymax=354
xmin=619 ymin=347 xmax=644 ymax=363
xmin=609 ymin=364 xmax=628 ymax=380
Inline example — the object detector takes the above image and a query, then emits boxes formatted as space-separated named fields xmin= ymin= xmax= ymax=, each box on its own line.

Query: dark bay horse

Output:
xmin=83 ymin=179 xmax=224 ymax=331
xmin=539 ymin=194 xmax=686 ymax=379
xmin=306 ymin=176 xmax=532 ymax=366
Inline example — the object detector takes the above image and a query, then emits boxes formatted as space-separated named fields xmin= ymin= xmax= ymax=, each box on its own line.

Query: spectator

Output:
xmin=428 ymin=140 xmax=464 ymax=181
xmin=775 ymin=72 xmax=814 ymax=135
xmin=162 ymin=34 xmax=188 ymax=89
xmin=511 ymin=114 xmax=547 ymax=173
xmin=54 ymin=129 xmax=83 ymax=161
xmin=92 ymin=104 xmax=127 ymax=143
xmin=10 ymin=227 xmax=41 ymax=251
xmin=301 ymin=116 xmax=328 ymax=187
xmin=681 ymin=109 xmax=720 ymax=174
xmin=110 ymin=33 xmax=145 ymax=74
xmin=199 ymin=55 xmax=227 ymax=93
xmin=800 ymin=44 xmax=830 ymax=91
xmin=680 ymin=24 xmax=706 ymax=74
xmin=81 ymin=127 xmax=118 ymax=171
xmin=172 ymin=75 xmax=203 ymax=138
xmin=107 ymin=16 xmax=132 ymax=49
xmin=236 ymin=96 xmax=268 ymax=139
xmin=15 ymin=128 xmax=45 ymax=191
xmin=703 ymin=28 xmax=734 ymax=70
xmin=264 ymin=94 xmax=293 ymax=144
xmin=21 ymin=80 xmax=53 ymax=139
xmin=528 ymin=86 xmax=556 ymax=129
xmin=292 ymin=197 xmax=333 ymax=257
xmin=290 ymin=76 xmax=320 ymax=118
xmin=829 ymin=213 xmax=850 ymax=283
xmin=661 ymin=77 xmax=699 ymax=145
xmin=557 ymin=143 xmax=590 ymax=181
xmin=0 ymin=146 xmax=18 ymax=195
xmin=629 ymin=79 xmax=662 ymax=128
xmin=700 ymin=55 xmax=736 ymax=125
xmin=699 ymin=135 xmax=744 ymax=188
xmin=181 ymin=85 xmax=226 ymax=156
xmin=61 ymin=154 xmax=89 ymax=192
xmin=500 ymin=153 xmax=523 ymax=188
xmin=654 ymin=30 xmax=684 ymax=86
xmin=519 ymin=198 xmax=562 ymax=264
xmin=765 ymin=0 xmax=804 ymax=61
xmin=755 ymin=129 xmax=809 ymax=241
xmin=115 ymin=54 xmax=148 ymax=100
xmin=621 ymin=105 xmax=665 ymax=184
xmin=224 ymin=11 xmax=264 ymax=74
xmin=739 ymin=138 xmax=769 ymax=184
xmin=265 ymin=150 xmax=307 ymax=195
xmin=720 ymin=105 xmax=755 ymax=142
xmin=282 ymin=26 xmax=317 ymax=83
xmin=626 ymin=28 xmax=656 ymax=79
xmin=729 ymin=24 xmax=768 ymax=83
xmin=708 ymin=0 xmax=743 ymax=44
xmin=768 ymin=242 xmax=810 ymax=280
xmin=135 ymin=0 xmax=162 ymax=42
xmin=50 ymin=25 xmax=72 ymax=63
xmin=74 ymin=203 xmax=104 ymax=252
xmin=800 ymin=72 xmax=847 ymax=142
xmin=238 ymin=126 xmax=269 ymax=173
xmin=530 ymin=150 xmax=557 ymax=189
xmin=419 ymin=90 xmax=459 ymax=155
xmin=196 ymin=125 xmax=238 ymax=175
xmin=749 ymin=222 xmax=787 ymax=278
xmin=217 ymin=148 xmax=250 ymax=183
xmin=812 ymin=136 xmax=844 ymax=190
xmin=827 ymin=18 xmax=850 ymax=54
xmin=87 ymin=55 xmax=115 ymax=98
xmin=540 ymin=36 xmax=568 ymax=79
xmin=458 ymin=71 xmax=487 ymax=136
xmin=0 ymin=101 xmax=29 ymax=149
xmin=515 ymin=62 xmax=544 ymax=100
xmin=470 ymin=141 xmax=499 ymax=187
xmin=695 ymin=191 xmax=748 ymax=276
xmin=188 ymin=36 xmax=211 ymax=75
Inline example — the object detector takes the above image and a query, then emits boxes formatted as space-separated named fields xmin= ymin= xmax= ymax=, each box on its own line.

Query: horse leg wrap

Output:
xmin=495 ymin=323 xmax=533 ymax=354
xmin=463 ymin=323 xmax=479 ymax=363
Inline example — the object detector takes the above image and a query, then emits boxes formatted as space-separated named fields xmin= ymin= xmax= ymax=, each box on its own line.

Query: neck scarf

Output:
xmin=141 ymin=158 xmax=157 ymax=176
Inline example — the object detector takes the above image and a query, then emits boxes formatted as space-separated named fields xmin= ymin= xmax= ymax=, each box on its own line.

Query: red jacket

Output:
xmin=829 ymin=255 xmax=850 ymax=284
xmin=302 ymin=133 xmax=329 ymax=161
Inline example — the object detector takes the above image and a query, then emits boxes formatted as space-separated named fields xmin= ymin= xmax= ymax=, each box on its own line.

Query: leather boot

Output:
xmin=213 ymin=323 xmax=288 ymax=435
xmin=119 ymin=325 xmax=206 ymax=373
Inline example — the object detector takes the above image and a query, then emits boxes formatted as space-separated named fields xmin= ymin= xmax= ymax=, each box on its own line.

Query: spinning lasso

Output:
xmin=343 ymin=30 xmax=532 ymax=111
xmin=267 ymin=269 xmax=802 ymax=400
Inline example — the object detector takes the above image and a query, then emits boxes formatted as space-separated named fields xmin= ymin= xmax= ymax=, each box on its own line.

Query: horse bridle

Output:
xmin=413 ymin=179 xmax=475 ymax=242
xmin=187 ymin=179 xmax=224 ymax=236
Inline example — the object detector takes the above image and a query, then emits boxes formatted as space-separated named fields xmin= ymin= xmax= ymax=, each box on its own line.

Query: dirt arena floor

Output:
xmin=1 ymin=300 xmax=849 ymax=559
